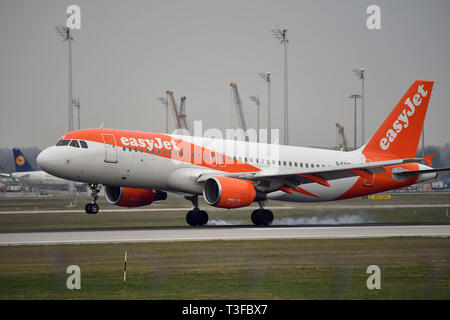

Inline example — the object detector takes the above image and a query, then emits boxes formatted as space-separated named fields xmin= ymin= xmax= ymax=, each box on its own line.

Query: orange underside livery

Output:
xmin=64 ymin=129 xmax=260 ymax=174
xmin=337 ymin=163 xmax=419 ymax=200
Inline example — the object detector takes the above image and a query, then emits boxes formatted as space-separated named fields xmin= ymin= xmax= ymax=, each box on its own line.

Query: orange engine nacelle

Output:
xmin=105 ymin=186 xmax=167 ymax=207
xmin=203 ymin=176 xmax=256 ymax=208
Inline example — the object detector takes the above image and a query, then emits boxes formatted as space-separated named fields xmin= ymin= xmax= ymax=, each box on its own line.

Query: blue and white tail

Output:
xmin=13 ymin=148 xmax=36 ymax=172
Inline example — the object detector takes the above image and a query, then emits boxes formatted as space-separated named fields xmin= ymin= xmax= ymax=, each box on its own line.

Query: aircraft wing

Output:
xmin=197 ymin=158 xmax=423 ymax=187
xmin=0 ymin=172 xmax=16 ymax=182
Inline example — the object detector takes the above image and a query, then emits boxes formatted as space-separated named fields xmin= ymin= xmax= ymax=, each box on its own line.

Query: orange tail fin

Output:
xmin=362 ymin=80 xmax=434 ymax=161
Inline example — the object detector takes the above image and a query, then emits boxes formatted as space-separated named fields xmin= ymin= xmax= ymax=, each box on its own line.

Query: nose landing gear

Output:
xmin=185 ymin=195 xmax=208 ymax=226
xmin=85 ymin=183 xmax=100 ymax=214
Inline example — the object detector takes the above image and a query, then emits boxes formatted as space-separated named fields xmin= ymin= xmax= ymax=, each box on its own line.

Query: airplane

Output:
xmin=4 ymin=148 xmax=76 ymax=186
xmin=36 ymin=80 xmax=449 ymax=225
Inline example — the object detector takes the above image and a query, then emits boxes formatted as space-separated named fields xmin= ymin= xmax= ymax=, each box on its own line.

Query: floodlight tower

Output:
xmin=258 ymin=72 xmax=271 ymax=144
xmin=349 ymin=94 xmax=362 ymax=150
xmin=249 ymin=95 xmax=261 ymax=143
xmin=272 ymin=26 xmax=289 ymax=145
xmin=158 ymin=96 xmax=169 ymax=133
xmin=55 ymin=25 xmax=74 ymax=132
xmin=352 ymin=68 xmax=365 ymax=145
xmin=72 ymin=97 xmax=81 ymax=130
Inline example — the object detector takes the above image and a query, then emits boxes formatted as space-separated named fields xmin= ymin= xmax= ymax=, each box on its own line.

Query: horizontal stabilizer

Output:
xmin=394 ymin=167 xmax=450 ymax=175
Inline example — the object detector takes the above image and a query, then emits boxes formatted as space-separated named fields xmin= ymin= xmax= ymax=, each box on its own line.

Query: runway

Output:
xmin=0 ymin=203 xmax=449 ymax=215
xmin=0 ymin=224 xmax=449 ymax=246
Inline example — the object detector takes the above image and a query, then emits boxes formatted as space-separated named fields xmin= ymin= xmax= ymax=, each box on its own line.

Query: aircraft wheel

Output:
xmin=197 ymin=210 xmax=209 ymax=226
xmin=90 ymin=203 xmax=99 ymax=214
xmin=186 ymin=210 xmax=196 ymax=226
xmin=251 ymin=209 xmax=262 ymax=226
xmin=251 ymin=209 xmax=273 ymax=226
xmin=260 ymin=209 xmax=273 ymax=225
xmin=186 ymin=210 xmax=208 ymax=226
xmin=85 ymin=203 xmax=92 ymax=214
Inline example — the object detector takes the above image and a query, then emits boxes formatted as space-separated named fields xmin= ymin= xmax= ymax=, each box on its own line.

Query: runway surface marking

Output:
xmin=0 ymin=225 xmax=449 ymax=246
xmin=0 ymin=206 xmax=294 ymax=215
xmin=1 ymin=204 xmax=449 ymax=215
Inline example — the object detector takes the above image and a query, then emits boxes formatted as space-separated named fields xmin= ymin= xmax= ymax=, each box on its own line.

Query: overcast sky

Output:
xmin=0 ymin=0 xmax=449 ymax=149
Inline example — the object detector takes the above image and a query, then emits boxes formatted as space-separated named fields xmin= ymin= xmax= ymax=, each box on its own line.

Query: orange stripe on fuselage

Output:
xmin=63 ymin=128 xmax=260 ymax=173
xmin=336 ymin=163 xmax=419 ymax=200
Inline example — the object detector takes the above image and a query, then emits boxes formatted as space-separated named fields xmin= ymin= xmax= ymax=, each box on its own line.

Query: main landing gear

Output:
xmin=185 ymin=195 xmax=208 ymax=227
xmin=251 ymin=202 xmax=273 ymax=226
xmin=85 ymin=183 xmax=100 ymax=214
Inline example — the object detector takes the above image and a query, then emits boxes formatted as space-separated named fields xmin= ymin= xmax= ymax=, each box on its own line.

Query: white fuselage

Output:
xmin=11 ymin=170 xmax=73 ymax=185
xmin=37 ymin=133 xmax=367 ymax=202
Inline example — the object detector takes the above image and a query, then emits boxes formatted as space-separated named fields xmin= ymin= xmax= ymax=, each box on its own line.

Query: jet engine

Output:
xmin=203 ymin=176 xmax=256 ymax=208
xmin=105 ymin=186 xmax=167 ymax=207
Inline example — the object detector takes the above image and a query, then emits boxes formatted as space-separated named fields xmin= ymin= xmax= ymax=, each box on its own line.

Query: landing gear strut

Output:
xmin=251 ymin=201 xmax=273 ymax=226
xmin=85 ymin=183 xmax=100 ymax=214
xmin=185 ymin=195 xmax=208 ymax=227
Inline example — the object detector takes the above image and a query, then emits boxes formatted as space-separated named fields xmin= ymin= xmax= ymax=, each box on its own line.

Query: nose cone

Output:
xmin=36 ymin=147 xmax=54 ymax=172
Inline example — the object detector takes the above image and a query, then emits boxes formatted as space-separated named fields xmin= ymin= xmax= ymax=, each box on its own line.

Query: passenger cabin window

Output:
xmin=69 ymin=140 xmax=80 ymax=148
xmin=56 ymin=139 xmax=70 ymax=146
xmin=79 ymin=140 xmax=88 ymax=149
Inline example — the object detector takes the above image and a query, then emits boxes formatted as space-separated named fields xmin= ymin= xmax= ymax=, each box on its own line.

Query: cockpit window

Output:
xmin=56 ymin=139 xmax=70 ymax=146
xmin=79 ymin=140 xmax=88 ymax=149
xmin=69 ymin=140 xmax=80 ymax=148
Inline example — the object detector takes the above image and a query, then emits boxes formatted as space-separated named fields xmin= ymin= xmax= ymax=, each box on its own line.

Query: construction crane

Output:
xmin=230 ymin=83 xmax=248 ymax=132
xmin=336 ymin=123 xmax=348 ymax=151
xmin=165 ymin=90 xmax=189 ymax=132
xmin=178 ymin=96 xmax=189 ymax=131
xmin=157 ymin=96 xmax=169 ymax=133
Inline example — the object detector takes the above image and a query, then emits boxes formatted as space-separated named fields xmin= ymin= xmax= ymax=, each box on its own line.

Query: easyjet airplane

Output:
xmin=37 ymin=80 xmax=449 ymax=226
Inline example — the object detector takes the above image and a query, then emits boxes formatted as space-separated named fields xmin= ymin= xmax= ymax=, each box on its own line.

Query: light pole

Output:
xmin=158 ymin=96 xmax=169 ymax=133
xmin=249 ymin=95 xmax=261 ymax=143
xmin=349 ymin=94 xmax=362 ymax=150
xmin=55 ymin=25 xmax=74 ymax=132
xmin=272 ymin=26 xmax=289 ymax=145
xmin=258 ymin=72 xmax=271 ymax=144
xmin=72 ymin=97 xmax=81 ymax=130
xmin=352 ymin=68 xmax=365 ymax=145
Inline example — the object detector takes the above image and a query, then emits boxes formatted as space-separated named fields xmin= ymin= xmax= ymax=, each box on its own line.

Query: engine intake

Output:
xmin=203 ymin=176 xmax=256 ymax=208
xmin=105 ymin=186 xmax=167 ymax=207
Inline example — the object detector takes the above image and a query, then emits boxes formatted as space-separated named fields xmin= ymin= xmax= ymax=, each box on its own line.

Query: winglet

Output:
xmin=423 ymin=153 xmax=435 ymax=167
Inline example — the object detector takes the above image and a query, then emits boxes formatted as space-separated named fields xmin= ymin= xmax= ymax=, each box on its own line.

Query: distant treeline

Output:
xmin=0 ymin=144 xmax=449 ymax=176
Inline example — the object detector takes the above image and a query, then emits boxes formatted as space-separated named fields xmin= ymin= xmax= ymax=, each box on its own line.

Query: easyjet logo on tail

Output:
xmin=379 ymin=84 xmax=428 ymax=150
